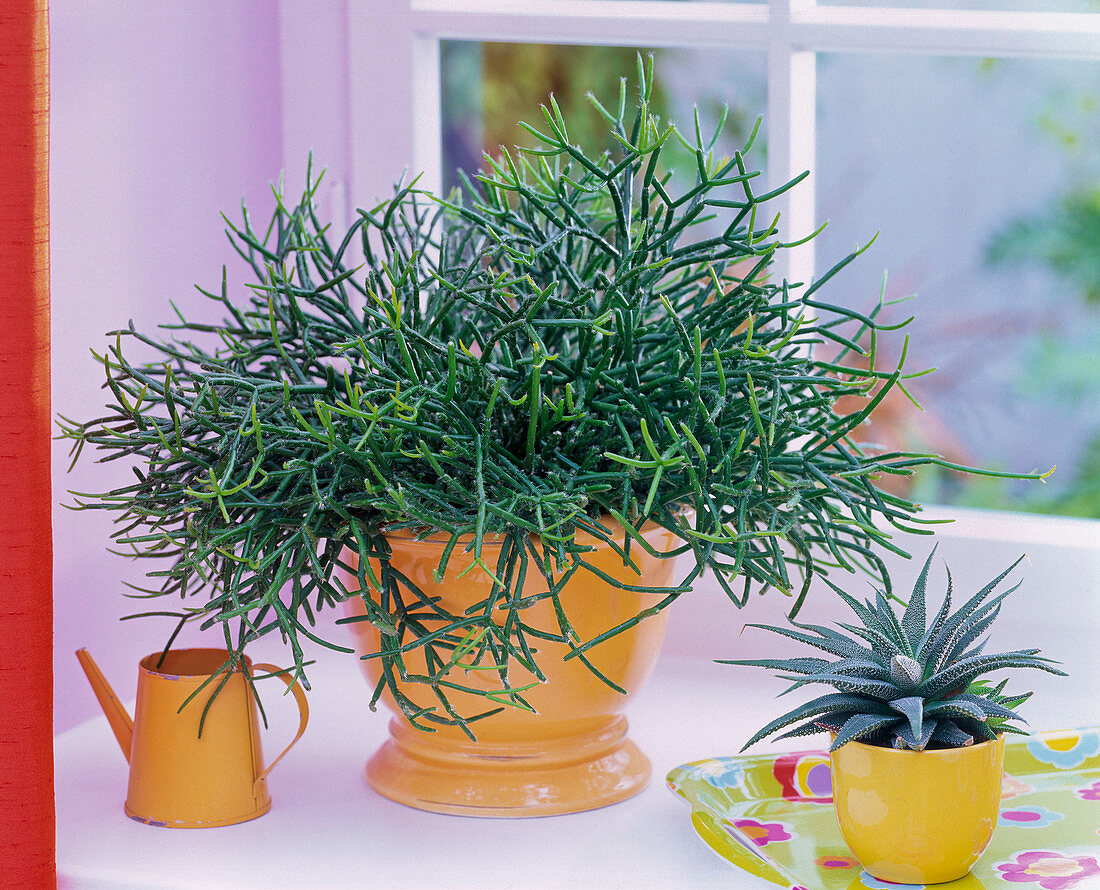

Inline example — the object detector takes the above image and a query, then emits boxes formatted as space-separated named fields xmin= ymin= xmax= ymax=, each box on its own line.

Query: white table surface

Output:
xmin=57 ymin=517 xmax=1100 ymax=889
xmin=55 ymin=649 xmax=776 ymax=890
xmin=56 ymin=642 xmax=1096 ymax=890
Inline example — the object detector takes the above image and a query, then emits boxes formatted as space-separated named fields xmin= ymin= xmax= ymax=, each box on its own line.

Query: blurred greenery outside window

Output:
xmin=440 ymin=41 xmax=1100 ymax=519
xmin=440 ymin=43 xmax=765 ymax=196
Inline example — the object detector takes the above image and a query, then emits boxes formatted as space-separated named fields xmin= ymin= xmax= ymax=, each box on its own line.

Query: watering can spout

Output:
xmin=76 ymin=649 xmax=134 ymax=762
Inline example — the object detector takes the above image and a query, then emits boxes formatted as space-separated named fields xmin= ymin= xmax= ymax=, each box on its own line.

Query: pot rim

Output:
xmin=376 ymin=510 xmax=688 ymax=549
xmin=832 ymin=733 xmax=1005 ymax=757
xmin=138 ymin=648 xmax=250 ymax=678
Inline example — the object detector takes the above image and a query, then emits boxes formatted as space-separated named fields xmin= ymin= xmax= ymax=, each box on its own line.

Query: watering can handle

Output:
xmin=251 ymin=663 xmax=309 ymax=785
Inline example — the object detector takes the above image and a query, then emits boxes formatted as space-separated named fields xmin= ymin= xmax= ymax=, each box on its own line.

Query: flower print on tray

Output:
xmin=815 ymin=853 xmax=859 ymax=871
xmin=1025 ymin=732 xmax=1100 ymax=770
xmin=1075 ymin=780 xmax=1100 ymax=802
xmin=724 ymin=817 xmax=793 ymax=848
xmin=1003 ymin=773 xmax=1037 ymax=800
xmin=682 ymin=758 xmax=746 ymax=792
xmin=994 ymin=850 xmax=1100 ymax=889
xmin=999 ymin=806 xmax=1066 ymax=830
xmin=773 ymin=751 xmax=833 ymax=803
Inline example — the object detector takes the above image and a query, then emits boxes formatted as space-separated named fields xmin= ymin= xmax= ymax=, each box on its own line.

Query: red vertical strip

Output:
xmin=0 ymin=1 xmax=55 ymax=887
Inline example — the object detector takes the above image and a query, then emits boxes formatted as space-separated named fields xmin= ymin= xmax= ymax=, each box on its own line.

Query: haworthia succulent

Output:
xmin=724 ymin=552 xmax=1065 ymax=750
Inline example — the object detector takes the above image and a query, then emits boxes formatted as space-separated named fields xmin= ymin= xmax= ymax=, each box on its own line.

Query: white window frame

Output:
xmin=323 ymin=0 xmax=1100 ymax=283
xmin=279 ymin=0 xmax=1100 ymax=542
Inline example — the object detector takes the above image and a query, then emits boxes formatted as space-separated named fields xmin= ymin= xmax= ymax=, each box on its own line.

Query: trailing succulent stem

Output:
xmin=725 ymin=547 xmax=1066 ymax=751
xmin=62 ymin=57 xmax=1047 ymax=734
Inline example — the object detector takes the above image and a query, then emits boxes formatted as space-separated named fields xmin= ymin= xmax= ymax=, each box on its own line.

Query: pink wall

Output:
xmin=51 ymin=1 xmax=287 ymax=730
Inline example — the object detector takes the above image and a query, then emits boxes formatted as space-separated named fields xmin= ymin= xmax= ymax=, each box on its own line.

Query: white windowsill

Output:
xmin=56 ymin=520 xmax=1099 ymax=890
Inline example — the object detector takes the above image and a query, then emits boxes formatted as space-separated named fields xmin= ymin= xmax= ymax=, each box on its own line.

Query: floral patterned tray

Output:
xmin=667 ymin=728 xmax=1100 ymax=889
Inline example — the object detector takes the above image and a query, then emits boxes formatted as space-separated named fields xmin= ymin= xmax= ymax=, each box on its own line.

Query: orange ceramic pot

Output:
xmin=343 ymin=519 xmax=680 ymax=817
xmin=830 ymin=736 xmax=1005 ymax=884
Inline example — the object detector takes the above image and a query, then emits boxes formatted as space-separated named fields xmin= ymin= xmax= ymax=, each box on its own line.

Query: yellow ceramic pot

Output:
xmin=342 ymin=518 xmax=680 ymax=817
xmin=830 ymin=735 xmax=1005 ymax=884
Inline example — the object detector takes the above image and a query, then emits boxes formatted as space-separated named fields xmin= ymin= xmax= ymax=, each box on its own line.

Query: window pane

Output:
xmin=818 ymin=0 xmax=1096 ymax=9
xmin=441 ymin=42 xmax=767 ymax=196
xmin=815 ymin=52 xmax=1100 ymax=517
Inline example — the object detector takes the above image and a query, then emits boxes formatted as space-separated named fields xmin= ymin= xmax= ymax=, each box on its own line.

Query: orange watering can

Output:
xmin=76 ymin=647 xmax=309 ymax=828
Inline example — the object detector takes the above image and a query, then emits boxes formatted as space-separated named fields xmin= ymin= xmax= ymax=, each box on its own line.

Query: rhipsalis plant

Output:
xmin=60 ymin=57 xmax=1048 ymax=733
xmin=726 ymin=548 xmax=1065 ymax=751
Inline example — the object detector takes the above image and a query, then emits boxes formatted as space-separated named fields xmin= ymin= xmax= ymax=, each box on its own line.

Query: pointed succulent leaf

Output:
xmin=820 ymin=577 xmax=884 ymax=633
xmin=888 ymin=695 xmax=925 ymax=742
xmin=968 ymin=718 xmax=999 ymax=741
xmin=954 ymin=636 xmax=990 ymax=664
xmin=901 ymin=547 xmax=934 ymax=650
xmin=935 ymin=590 xmax=1015 ymax=671
xmin=928 ymin=557 xmax=1026 ymax=657
xmin=718 ymin=656 xmax=833 ymax=676
xmin=830 ymin=713 xmax=903 ymax=751
xmin=774 ymin=716 xmax=852 ymax=741
xmin=997 ymin=691 xmax=1033 ymax=711
xmin=966 ymin=676 xmax=1031 ymax=709
xmin=784 ymin=673 xmax=901 ymax=700
xmin=788 ymin=620 xmax=878 ymax=660
xmin=738 ymin=692 xmax=890 ymax=751
xmin=941 ymin=692 xmax=1025 ymax=723
xmin=921 ymin=650 xmax=1067 ymax=700
xmin=743 ymin=622 xmax=869 ymax=659
xmin=894 ymin=717 xmax=937 ymax=751
xmin=942 ymin=595 xmax=1006 ymax=651
xmin=889 ymin=654 xmax=923 ymax=689
xmin=875 ymin=589 xmax=912 ymax=656
xmin=837 ymin=621 xmax=904 ymax=658
xmin=828 ymin=656 xmax=892 ymax=682
xmin=924 ymin=697 xmax=988 ymax=726
xmin=931 ymin=719 xmax=974 ymax=748
xmin=777 ymin=677 xmax=819 ymax=698
xmin=917 ymin=565 xmax=954 ymax=662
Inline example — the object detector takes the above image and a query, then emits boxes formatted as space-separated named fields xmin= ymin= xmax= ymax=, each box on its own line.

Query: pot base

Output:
xmin=366 ymin=716 xmax=651 ymax=817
